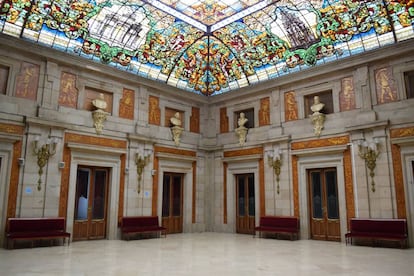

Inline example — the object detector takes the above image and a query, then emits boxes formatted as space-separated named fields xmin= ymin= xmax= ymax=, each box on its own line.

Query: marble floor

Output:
xmin=0 ymin=232 xmax=413 ymax=276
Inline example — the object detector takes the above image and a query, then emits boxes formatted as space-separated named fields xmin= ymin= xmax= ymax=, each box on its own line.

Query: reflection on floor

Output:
xmin=1 ymin=232 xmax=413 ymax=275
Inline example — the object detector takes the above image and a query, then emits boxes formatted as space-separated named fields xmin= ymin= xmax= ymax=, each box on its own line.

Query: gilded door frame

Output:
xmin=297 ymin=154 xmax=347 ymax=242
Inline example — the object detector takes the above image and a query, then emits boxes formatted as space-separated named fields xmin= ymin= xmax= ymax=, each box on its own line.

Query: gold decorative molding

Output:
xmin=59 ymin=143 xmax=71 ymax=218
xmin=390 ymin=127 xmax=414 ymax=138
xmin=291 ymin=135 xmax=349 ymax=150
xmin=259 ymin=157 xmax=265 ymax=217
xmin=7 ymin=141 xmax=22 ymax=219
xmin=223 ymin=162 xmax=227 ymax=224
xmin=223 ymin=147 xmax=262 ymax=158
xmin=65 ymin=133 xmax=127 ymax=149
xmin=343 ymin=148 xmax=355 ymax=226
xmin=0 ymin=123 xmax=24 ymax=135
xmin=292 ymin=155 xmax=299 ymax=217
xmin=154 ymin=146 xmax=196 ymax=157
xmin=391 ymin=144 xmax=407 ymax=218
xmin=118 ymin=154 xmax=126 ymax=226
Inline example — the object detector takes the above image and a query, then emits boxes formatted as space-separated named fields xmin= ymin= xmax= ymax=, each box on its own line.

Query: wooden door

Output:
xmin=161 ymin=173 xmax=183 ymax=234
xmin=308 ymin=168 xmax=340 ymax=241
xmin=73 ymin=167 xmax=109 ymax=241
xmin=236 ymin=174 xmax=255 ymax=234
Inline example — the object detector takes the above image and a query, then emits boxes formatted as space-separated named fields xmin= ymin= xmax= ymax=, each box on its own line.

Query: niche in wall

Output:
xmin=0 ymin=65 xmax=9 ymax=95
xmin=165 ymin=107 xmax=185 ymax=127
xmin=304 ymin=90 xmax=333 ymax=117
xmin=84 ymin=87 xmax=113 ymax=114
xmin=404 ymin=70 xmax=414 ymax=99
xmin=234 ymin=108 xmax=254 ymax=129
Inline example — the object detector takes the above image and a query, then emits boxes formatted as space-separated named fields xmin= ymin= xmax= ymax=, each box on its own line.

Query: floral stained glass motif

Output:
xmin=0 ymin=0 xmax=413 ymax=96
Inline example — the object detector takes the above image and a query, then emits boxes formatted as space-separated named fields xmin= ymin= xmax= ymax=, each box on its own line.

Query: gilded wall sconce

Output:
xmin=135 ymin=148 xmax=153 ymax=193
xmin=266 ymin=148 xmax=283 ymax=194
xmin=33 ymin=136 xmax=58 ymax=191
xmin=358 ymin=139 xmax=380 ymax=192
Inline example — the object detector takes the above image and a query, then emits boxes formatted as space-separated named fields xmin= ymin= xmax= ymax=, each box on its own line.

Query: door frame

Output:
xmin=66 ymin=145 xmax=123 ymax=241
xmin=157 ymin=157 xmax=193 ymax=232
xmin=0 ymin=141 xmax=14 ymax=248
xmin=400 ymin=144 xmax=414 ymax=247
xmin=73 ymin=166 xmax=110 ymax=240
xmin=226 ymin=160 xmax=260 ymax=233
xmin=297 ymin=154 xmax=347 ymax=242
xmin=161 ymin=172 xmax=184 ymax=234
xmin=307 ymin=167 xmax=341 ymax=241
xmin=235 ymin=173 xmax=256 ymax=234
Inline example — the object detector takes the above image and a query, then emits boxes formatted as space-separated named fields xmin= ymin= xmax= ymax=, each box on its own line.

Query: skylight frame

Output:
xmin=145 ymin=0 xmax=277 ymax=33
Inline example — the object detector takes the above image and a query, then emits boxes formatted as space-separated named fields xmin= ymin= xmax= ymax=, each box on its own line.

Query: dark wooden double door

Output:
xmin=73 ymin=166 xmax=109 ymax=241
xmin=308 ymin=168 xmax=340 ymax=241
xmin=162 ymin=172 xmax=183 ymax=234
xmin=236 ymin=173 xmax=255 ymax=234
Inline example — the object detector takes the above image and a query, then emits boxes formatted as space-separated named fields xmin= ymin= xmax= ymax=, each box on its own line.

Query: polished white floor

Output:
xmin=1 ymin=232 xmax=413 ymax=276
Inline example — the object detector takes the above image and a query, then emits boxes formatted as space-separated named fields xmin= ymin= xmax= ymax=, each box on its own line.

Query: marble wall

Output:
xmin=1 ymin=35 xmax=414 ymax=247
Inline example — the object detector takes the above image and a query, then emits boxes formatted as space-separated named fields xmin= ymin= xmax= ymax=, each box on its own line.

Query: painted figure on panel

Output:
xmin=58 ymin=72 xmax=78 ymax=108
xmin=220 ymin=107 xmax=229 ymax=133
xmin=15 ymin=62 xmax=39 ymax=100
xmin=339 ymin=77 xmax=356 ymax=111
xmin=148 ymin=96 xmax=161 ymax=125
xmin=375 ymin=68 xmax=397 ymax=104
xmin=259 ymin=97 xmax=270 ymax=126
xmin=119 ymin=88 xmax=134 ymax=120
xmin=190 ymin=107 xmax=200 ymax=133
xmin=285 ymin=91 xmax=298 ymax=121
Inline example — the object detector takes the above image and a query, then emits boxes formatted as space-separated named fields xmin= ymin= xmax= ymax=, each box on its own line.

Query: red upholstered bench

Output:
xmin=121 ymin=216 xmax=166 ymax=240
xmin=254 ymin=216 xmax=299 ymax=240
xmin=345 ymin=218 xmax=408 ymax=248
xmin=6 ymin=217 xmax=71 ymax=249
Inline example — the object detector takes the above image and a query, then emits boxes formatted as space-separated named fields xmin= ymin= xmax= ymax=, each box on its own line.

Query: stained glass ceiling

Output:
xmin=0 ymin=0 xmax=413 ymax=96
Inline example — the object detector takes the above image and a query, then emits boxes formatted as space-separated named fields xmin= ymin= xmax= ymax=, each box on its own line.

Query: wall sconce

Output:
xmin=358 ymin=138 xmax=380 ymax=192
xmin=135 ymin=148 xmax=153 ymax=193
xmin=18 ymin=158 xmax=25 ymax=167
xmin=58 ymin=161 xmax=65 ymax=169
xmin=33 ymin=136 xmax=59 ymax=191
xmin=265 ymin=148 xmax=283 ymax=194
